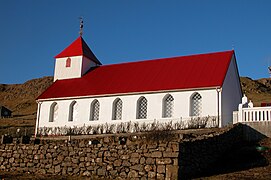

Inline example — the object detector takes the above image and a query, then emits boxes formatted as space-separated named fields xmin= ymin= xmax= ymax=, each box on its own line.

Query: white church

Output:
xmin=35 ymin=34 xmax=242 ymax=135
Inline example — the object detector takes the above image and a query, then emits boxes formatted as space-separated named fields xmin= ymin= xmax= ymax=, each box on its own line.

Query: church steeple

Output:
xmin=53 ymin=36 xmax=102 ymax=82
xmin=54 ymin=37 xmax=101 ymax=65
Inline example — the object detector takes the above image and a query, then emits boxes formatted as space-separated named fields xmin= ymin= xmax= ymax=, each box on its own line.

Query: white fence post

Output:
xmin=235 ymin=106 xmax=271 ymax=123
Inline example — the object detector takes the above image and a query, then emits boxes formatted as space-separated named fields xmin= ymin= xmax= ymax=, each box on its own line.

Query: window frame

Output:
xmin=136 ymin=96 xmax=148 ymax=119
xmin=162 ymin=94 xmax=174 ymax=118
xmin=112 ymin=98 xmax=123 ymax=120
xmin=90 ymin=99 xmax=100 ymax=121
xmin=49 ymin=102 xmax=58 ymax=122
xmin=190 ymin=92 xmax=202 ymax=116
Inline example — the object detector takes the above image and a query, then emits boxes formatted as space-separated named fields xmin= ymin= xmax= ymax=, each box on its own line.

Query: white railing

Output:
xmin=235 ymin=106 xmax=271 ymax=123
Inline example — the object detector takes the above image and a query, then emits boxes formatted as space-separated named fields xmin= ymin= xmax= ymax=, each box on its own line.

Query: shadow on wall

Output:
xmin=242 ymin=123 xmax=270 ymax=142
xmin=178 ymin=124 xmax=268 ymax=179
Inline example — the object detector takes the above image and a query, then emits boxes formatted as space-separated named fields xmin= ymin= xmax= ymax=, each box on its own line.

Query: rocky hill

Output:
xmin=0 ymin=76 xmax=53 ymax=117
xmin=240 ymin=77 xmax=271 ymax=106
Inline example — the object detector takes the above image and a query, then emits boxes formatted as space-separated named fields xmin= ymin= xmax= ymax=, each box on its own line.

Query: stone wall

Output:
xmin=0 ymin=131 xmax=180 ymax=179
xmin=0 ymin=124 xmax=245 ymax=179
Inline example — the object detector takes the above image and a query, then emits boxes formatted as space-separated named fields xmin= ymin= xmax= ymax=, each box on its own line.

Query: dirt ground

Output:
xmin=0 ymin=138 xmax=270 ymax=179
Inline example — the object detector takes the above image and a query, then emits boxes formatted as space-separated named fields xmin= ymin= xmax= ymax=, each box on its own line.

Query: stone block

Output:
xmin=27 ymin=162 xmax=34 ymax=167
xmin=47 ymin=168 xmax=54 ymax=174
xmin=79 ymin=162 xmax=85 ymax=168
xmin=131 ymin=152 xmax=139 ymax=158
xmin=130 ymin=157 xmax=139 ymax=164
xmin=62 ymin=168 xmax=67 ymax=175
xmin=144 ymin=164 xmax=152 ymax=172
xmin=128 ymin=170 xmax=138 ymax=178
xmin=109 ymin=170 xmax=118 ymax=177
xmin=72 ymin=158 xmax=79 ymax=164
xmin=121 ymin=155 xmax=129 ymax=160
xmin=55 ymin=165 xmax=61 ymax=173
xmin=103 ymin=137 xmax=110 ymax=143
xmin=104 ymin=151 xmax=111 ymax=157
xmin=163 ymin=152 xmax=179 ymax=158
xmin=148 ymin=171 xmax=156 ymax=178
xmin=151 ymin=151 xmax=162 ymax=158
xmin=107 ymin=164 xmax=113 ymax=171
xmin=170 ymin=142 xmax=179 ymax=152
xmin=158 ymin=143 xmax=167 ymax=147
xmin=80 ymin=157 xmax=85 ymax=162
xmin=156 ymin=158 xmax=172 ymax=165
xmin=13 ymin=153 xmax=20 ymax=159
xmin=98 ymin=151 xmax=103 ymax=157
xmin=82 ymin=170 xmax=91 ymax=176
xmin=19 ymin=163 xmax=25 ymax=168
xmin=119 ymin=171 xmax=127 ymax=178
xmin=146 ymin=158 xmax=155 ymax=165
xmin=166 ymin=165 xmax=178 ymax=179
xmin=157 ymin=165 xmax=165 ymax=173
xmin=114 ymin=159 xmax=122 ymax=167
xmin=157 ymin=173 xmax=165 ymax=180
xmin=122 ymin=160 xmax=131 ymax=167
xmin=147 ymin=144 xmax=157 ymax=149
xmin=97 ymin=168 xmax=106 ymax=176
xmin=140 ymin=157 xmax=145 ymax=164
xmin=143 ymin=153 xmax=151 ymax=157
xmin=8 ymin=157 xmax=14 ymax=163
xmin=131 ymin=164 xmax=144 ymax=172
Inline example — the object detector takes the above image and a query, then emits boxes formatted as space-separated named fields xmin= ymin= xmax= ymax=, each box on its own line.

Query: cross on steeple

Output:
xmin=79 ymin=17 xmax=83 ymax=37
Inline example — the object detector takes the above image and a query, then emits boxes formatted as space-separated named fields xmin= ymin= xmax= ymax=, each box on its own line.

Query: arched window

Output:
xmin=137 ymin=97 xmax=147 ymax=119
xmin=90 ymin=99 xmax=100 ymax=121
xmin=190 ymin=92 xmax=202 ymax=116
xmin=49 ymin=102 xmax=58 ymax=122
xmin=66 ymin=57 xmax=71 ymax=67
xmin=112 ymin=98 xmax=123 ymax=120
xmin=163 ymin=94 xmax=174 ymax=118
xmin=69 ymin=101 xmax=78 ymax=121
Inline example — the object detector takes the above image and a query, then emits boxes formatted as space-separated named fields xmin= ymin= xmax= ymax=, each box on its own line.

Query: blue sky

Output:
xmin=1 ymin=0 xmax=271 ymax=84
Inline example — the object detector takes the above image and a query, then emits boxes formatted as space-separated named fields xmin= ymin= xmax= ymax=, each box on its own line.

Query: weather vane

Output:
xmin=79 ymin=17 xmax=83 ymax=37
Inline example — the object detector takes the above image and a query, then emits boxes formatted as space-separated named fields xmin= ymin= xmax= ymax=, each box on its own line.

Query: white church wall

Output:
xmin=221 ymin=55 xmax=242 ymax=126
xmin=37 ymin=88 xmax=219 ymax=130
xmin=54 ymin=56 xmax=83 ymax=81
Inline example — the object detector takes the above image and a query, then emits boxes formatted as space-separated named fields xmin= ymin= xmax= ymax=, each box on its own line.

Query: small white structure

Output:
xmin=35 ymin=35 xmax=242 ymax=135
xmin=234 ymin=95 xmax=271 ymax=123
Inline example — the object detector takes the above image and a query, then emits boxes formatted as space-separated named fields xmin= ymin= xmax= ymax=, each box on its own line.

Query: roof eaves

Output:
xmin=36 ymin=85 xmax=221 ymax=102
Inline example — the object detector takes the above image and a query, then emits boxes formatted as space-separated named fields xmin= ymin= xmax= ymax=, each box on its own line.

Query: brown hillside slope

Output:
xmin=240 ymin=77 xmax=271 ymax=106
xmin=0 ymin=76 xmax=53 ymax=116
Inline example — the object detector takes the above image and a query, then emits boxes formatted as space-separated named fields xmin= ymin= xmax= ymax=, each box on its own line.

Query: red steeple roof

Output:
xmin=38 ymin=50 xmax=236 ymax=100
xmin=55 ymin=36 xmax=102 ymax=65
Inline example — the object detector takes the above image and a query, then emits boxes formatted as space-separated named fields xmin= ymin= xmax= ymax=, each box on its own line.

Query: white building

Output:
xmin=35 ymin=36 xmax=242 ymax=135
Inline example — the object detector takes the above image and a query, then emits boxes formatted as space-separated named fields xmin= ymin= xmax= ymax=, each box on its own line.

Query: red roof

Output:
xmin=55 ymin=36 xmax=102 ymax=65
xmin=38 ymin=50 xmax=235 ymax=100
